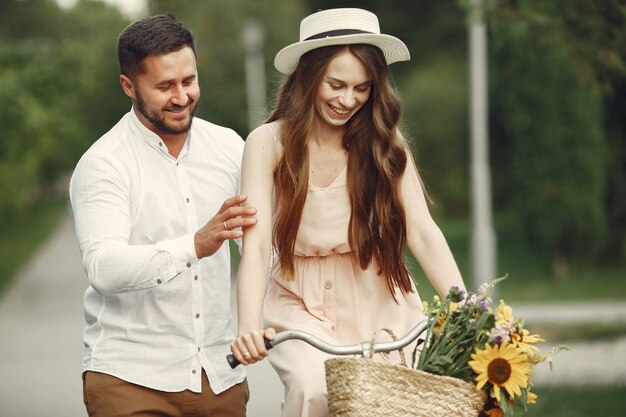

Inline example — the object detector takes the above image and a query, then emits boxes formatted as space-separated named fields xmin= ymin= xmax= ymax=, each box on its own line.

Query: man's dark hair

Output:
xmin=117 ymin=13 xmax=196 ymax=77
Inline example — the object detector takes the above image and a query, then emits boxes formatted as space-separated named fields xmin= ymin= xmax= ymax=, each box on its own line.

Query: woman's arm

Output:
xmin=231 ymin=124 xmax=279 ymax=365
xmin=399 ymin=139 xmax=467 ymax=297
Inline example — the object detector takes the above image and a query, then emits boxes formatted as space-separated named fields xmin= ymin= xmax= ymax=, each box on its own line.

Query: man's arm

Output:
xmin=69 ymin=152 xmax=255 ymax=296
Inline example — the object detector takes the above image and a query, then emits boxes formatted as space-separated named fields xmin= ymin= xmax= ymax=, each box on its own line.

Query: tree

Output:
xmin=490 ymin=0 xmax=613 ymax=275
xmin=148 ymin=0 xmax=307 ymax=136
xmin=0 ymin=0 xmax=129 ymax=219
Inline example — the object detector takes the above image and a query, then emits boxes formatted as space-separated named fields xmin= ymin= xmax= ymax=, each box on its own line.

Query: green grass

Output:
xmin=406 ymin=217 xmax=626 ymax=342
xmin=527 ymin=386 xmax=626 ymax=417
xmin=0 ymin=199 xmax=66 ymax=294
xmin=529 ymin=322 xmax=626 ymax=343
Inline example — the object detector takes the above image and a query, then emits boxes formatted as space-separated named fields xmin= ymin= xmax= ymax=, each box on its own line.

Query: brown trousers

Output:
xmin=83 ymin=370 xmax=249 ymax=417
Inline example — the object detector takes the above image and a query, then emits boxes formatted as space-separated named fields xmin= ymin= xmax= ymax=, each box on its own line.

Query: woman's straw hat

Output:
xmin=274 ymin=8 xmax=410 ymax=75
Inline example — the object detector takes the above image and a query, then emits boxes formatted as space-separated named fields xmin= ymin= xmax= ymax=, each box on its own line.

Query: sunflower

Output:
xmin=434 ymin=313 xmax=445 ymax=333
xmin=511 ymin=327 xmax=544 ymax=354
xmin=433 ymin=301 xmax=459 ymax=332
xmin=526 ymin=389 xmax=537 ymax=404
xmin=469 ymin=342 xmax=532 ymax=401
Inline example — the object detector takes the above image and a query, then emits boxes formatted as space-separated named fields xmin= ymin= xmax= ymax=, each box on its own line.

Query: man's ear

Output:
xmin=120 ymin=75 xmax=136 ymax=99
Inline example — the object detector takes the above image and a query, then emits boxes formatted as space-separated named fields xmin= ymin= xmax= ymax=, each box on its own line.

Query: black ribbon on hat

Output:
xmin=305 ymin=29 xmax=373 ymax=41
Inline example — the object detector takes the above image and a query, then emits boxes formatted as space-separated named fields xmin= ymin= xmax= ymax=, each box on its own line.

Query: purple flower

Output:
xmin=449 ymin=286 xmax=465 ymax=303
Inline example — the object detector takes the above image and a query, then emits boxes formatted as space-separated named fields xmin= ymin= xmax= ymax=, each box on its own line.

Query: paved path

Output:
xmin=0 ymin=213 xmax=625 ymax=416
xmin=0 ymin=214 xmax=282 ymax=417
xmin=512 ymin=300 xmax=626 ymax=325
xmin=0 ymin=213 xmax=86 ymax=416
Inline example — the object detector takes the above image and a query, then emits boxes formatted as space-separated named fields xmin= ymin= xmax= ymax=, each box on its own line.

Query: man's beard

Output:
xmin=136 ymin=91 xmax=196 ymax=135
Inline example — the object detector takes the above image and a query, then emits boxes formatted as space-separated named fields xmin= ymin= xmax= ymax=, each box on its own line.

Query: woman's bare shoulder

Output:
xmin=247 ymin=120 xmax=280 ymax=142
xmin=246 ymin=120 xmax=283 ymax=156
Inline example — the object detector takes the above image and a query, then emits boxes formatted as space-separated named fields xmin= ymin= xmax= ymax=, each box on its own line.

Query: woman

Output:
xmin=232 ymin=8 xmax=467 ymax=417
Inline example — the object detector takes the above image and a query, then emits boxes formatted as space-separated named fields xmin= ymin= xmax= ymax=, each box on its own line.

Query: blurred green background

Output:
xmin=2 ymin=0 xmax=624 ymax=296
xmin=1 ymin=0 xmax=625 ymax=414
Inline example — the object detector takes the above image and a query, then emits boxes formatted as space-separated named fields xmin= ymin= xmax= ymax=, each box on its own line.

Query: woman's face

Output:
xmin=314 ymin=49 xmax=372 ymax=129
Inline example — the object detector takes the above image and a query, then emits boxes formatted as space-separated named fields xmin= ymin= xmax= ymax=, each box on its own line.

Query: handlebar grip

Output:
xmin=227 ymin=338 xmax=273 ymax=369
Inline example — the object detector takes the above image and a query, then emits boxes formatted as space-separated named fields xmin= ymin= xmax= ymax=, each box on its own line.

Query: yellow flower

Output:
xmin=527 ymin=389 xmax=537 ymax=404
xmin=469 ymin=342 xmax=532 ymax=401
xmin=485 ymin=406 xmax=503 ymax=417
xmin=434 ymin=314 xmax=445 ymax=333
xmin=433 ymin=295 xmax=441 ymax=307
xmin=495 ymin=300 xmax=513 ymax=325
xmin=434 ymin=312 xmax=447 ymax=333
xmin=433 ymin=302 xmax=458 ymax=333
xmin=511 ymin=327 xmax=544 ymax=354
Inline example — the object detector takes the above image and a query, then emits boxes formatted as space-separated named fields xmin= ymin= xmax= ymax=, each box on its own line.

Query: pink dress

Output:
xmin=263 ymin=153 xmax=426 ymax=417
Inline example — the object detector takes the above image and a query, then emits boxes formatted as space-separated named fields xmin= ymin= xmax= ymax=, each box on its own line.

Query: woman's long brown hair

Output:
xmin=267 ymin=44 xmax=413 ymax=300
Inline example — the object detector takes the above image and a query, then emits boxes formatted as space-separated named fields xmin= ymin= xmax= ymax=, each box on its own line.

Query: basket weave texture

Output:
xmin=325 ymin=357 xmax=486 ymax=417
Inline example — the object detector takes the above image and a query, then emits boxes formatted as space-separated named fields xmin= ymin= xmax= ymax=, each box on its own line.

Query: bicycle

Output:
xmin=227 ymin=321 xmax=428 ymax=415
xmin=227 ymin=319 xmax=428 ymax=369
xmin=227 ymin=320 xmax=486 ymax=416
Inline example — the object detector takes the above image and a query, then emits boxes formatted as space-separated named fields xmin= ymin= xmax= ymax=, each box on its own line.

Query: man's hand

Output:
xmin=194 ymin=195 xmax=257 ymax=259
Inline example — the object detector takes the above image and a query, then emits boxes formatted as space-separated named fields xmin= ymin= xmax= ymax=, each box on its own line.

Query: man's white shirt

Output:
xmin=70 ymin=109 xmax=245 ymax=394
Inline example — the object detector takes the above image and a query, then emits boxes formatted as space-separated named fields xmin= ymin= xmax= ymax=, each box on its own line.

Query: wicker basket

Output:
xmin=324 ymin=329 xmax=486 ymax=417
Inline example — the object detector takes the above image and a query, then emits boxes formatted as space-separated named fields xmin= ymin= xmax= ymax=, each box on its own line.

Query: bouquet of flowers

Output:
xmin=412 ymin=277 xmax=565 ymax=417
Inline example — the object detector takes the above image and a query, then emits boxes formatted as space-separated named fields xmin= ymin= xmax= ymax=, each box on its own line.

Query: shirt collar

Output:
xmin=128 ymin=107 xmax=191 ymax=160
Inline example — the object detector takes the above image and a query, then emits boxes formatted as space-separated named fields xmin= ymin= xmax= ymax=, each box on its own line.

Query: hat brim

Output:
xmin=274 ymin=33 xmax=410 ymax=75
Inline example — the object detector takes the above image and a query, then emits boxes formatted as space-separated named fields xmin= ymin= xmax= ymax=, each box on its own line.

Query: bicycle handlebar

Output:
xmin=227 ymin=319 xmax=428 ymax=369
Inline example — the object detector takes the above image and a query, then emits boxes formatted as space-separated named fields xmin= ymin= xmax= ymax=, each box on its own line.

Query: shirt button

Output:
xmin=195 ymin=313 xmax=200 ymax=318
xmin=186 ymin=198 xmax=190 ymax=203
xmin=194 ymin=275 xmax=198 ymax=281
xmin=159 ymin=142 xmax=163 ymax=147
xmin=324 ymin=281 xmax=333 ymax=290
xmin=192 ymin=369 xmax=197 ymax=374
xmin=197 ymin=347 xmax=201 ymax=352
xmin=186 ymin=262 xmax=191 ymax=268
xmin=156 ymin=279 xmax=162 ymax=284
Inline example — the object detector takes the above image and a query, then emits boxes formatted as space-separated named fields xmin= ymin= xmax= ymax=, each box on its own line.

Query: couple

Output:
xmin=70 ymin=8 xmax=466 ymax=417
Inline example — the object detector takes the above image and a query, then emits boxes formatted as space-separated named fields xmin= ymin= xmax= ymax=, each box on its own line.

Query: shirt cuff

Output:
xmin=155 ymin=233 xmax=198 ymax=277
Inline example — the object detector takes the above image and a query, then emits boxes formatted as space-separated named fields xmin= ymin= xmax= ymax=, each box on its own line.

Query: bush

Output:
xmin=491 ymin=15 xmax=607 ymax=275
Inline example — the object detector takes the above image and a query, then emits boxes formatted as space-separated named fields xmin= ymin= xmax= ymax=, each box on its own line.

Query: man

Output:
xmin=70 ymin=14 xmax=256 ymax=416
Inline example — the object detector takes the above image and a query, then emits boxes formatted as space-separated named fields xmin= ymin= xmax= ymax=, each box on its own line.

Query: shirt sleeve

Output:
xmin=233 ymin=155 xmax=244 ymax=255
xmin=69 ymin=152 xmax=198 ymax=296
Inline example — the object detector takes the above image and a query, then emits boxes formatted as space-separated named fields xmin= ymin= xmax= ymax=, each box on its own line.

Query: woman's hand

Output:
xmin=231 ymin=328 xmax=276 ymax=365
